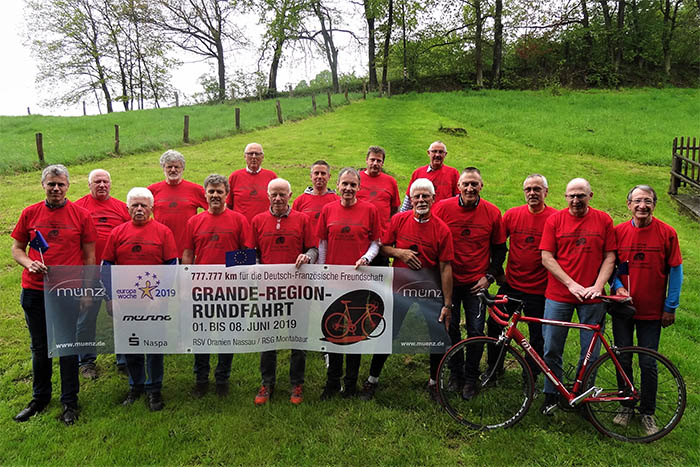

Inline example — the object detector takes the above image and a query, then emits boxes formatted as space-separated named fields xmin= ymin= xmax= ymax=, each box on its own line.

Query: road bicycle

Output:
xmin=436 ymin=290 xmax=686 ymax=442
xmin=324 ymin=300 xmax=386 ymax=339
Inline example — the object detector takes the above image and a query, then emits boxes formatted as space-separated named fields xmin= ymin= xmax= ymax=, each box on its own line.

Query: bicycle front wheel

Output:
xmin=582 ymin=346 xmax=686 ymax=443
xmin=362 ymin=313 xmax=386 ymax=338
xmin=437 ymin=337 xmax=534 ymax=430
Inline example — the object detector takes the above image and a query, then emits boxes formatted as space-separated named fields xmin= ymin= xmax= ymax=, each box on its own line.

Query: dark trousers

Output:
xmin=194 ymin=354 xmax=234 ymax=385
xmin=20 ymin=288 xmax=79 ymax=405
xmin=126 ymin=354 xmax=164 ymax=393
xmin=487 ymin=283 xmax=545 ymax=377
xmin=327 ymin=353 xmax=361 ymax=389
xmin=612 ymin=316 xmax=662 ymax=415
xmin=447 ymin=284 xmax=485 ymax=384
xmin=260 ymin=349 xmax=306 ymax=387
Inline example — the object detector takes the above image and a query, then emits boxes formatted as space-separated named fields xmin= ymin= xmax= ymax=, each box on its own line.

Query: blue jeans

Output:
xmin=20 ymin=288 xmax=79 ymax=405
xmin=194 ymin=354 xmax=233 ymax=385
xmin=612 ymin=317 xmax=661 ymax=415
xmin=126 ymin=354 xmax=164 ymax=393
xmin=448 ymin=284 xmax=485 ymax=384
xmin=542 ymin=299 xmax=605 ymax=395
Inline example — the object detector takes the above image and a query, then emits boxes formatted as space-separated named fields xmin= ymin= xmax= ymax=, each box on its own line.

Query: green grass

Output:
xmin=1 ymin=90 xmax=699 ymax=465
xmin=0 ymin=93 xmax=365 ymax=174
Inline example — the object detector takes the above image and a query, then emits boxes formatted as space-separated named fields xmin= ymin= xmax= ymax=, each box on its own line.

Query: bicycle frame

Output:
xmin=484 ymin=294 xmax=639 ymax=407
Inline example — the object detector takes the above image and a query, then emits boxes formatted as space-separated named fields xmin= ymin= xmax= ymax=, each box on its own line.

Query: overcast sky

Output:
xmin=1 ymin=1 xmax=365 ymax=117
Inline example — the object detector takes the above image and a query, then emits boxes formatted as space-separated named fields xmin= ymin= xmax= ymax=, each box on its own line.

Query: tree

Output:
xmin=659 ymin=0 xmax=683 ymax=75
xmin=490 ymin=0 xmax=503 ymax=87
xmin=363 ymin=0 xmax=380 ymax=89
xmin=381 ymin=0 xmax=394 ymax=87
xmin=155 ymin=0 xmax=244 ymax=102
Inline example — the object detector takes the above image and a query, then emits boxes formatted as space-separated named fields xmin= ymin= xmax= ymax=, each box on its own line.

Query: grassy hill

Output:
xmin=0 ymin=90 xmax=698 ymax=465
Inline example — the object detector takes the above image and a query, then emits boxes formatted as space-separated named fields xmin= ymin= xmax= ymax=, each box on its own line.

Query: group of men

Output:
xmin=11 ymin=140 xmax=683 ymax=431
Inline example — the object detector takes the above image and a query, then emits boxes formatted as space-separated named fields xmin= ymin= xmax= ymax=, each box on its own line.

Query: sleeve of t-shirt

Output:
xmin=405 ymin=170 xmax=418 ymax=196
xmin=491 ymin=208 xmax=507 ymax=245
xmin=502 ymin=210 xmax=513 ymax=238
xmin=302 ymin=214 xmax=316 ymax=251
xmin=250 ymin=217 xmax=260 ymax=250
xmin=225 ymin=173 xmax=235 ymax=210
xmin=292 ymin=196 xmax=301 ymax=212
xmin=666 ymin=226 xmax=683 ymax=268
xmin=383 ymin=216 xmax=399 ymax=246
xmin=240 ymin=216 xmax=253 ymax=249
xmin=369 ymin=204 xmax=382 ymax=242
xmin=390 ymin=178 xmax=400 ymax=210
xmin=10 ymin=210 xmax=30 ymax=243
xmin=539 ymin=216 xmax=557 ymax=252
xmin=451 ymin=169 xmax=460 ymax=196
xmin=81 ymin=211 xmax=98 ymax=243
xmin=102 ymin=230 xmax=118 ymax=263
xmin=196 ymin=185 xmax=207 ymax=210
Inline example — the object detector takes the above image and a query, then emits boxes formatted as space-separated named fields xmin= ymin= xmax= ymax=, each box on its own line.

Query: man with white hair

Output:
xmin=360 ymin=178 xmax=454 ymax=401
xmin=251 ymin=178 xmax=318 ymax=405
xmin=148 ymin=150 xmax=206 ymax=259
xmin=226 ymin=142 xmax=278 ymax=222
xmin=74 ymin=169 xmax=130 ymax=379
xmin=539 ymin=177 xmax=616 ymax=414
xmin=102 ymin=187 xmax=178 ymax=412
xmin=11 ymin=164 xmax=96 ymax=425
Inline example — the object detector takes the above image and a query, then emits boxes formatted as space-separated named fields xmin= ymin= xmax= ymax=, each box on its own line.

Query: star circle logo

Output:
xmin=134 ymin=271 xmax=161 ymax=300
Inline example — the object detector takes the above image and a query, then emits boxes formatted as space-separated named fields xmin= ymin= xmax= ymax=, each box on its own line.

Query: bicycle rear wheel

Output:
xmin=437 ymin=337 xmax=534 ymax=430
xmin=582 ymin=346 xmax=686 ymax=443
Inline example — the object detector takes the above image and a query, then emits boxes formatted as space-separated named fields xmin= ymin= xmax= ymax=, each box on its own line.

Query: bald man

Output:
xmin=226 ymin=142 xmax=278 ymax=222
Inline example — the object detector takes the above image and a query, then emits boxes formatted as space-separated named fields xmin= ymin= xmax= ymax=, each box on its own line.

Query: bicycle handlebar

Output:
xmin=476 ymin=289 xmax=522 ymax=326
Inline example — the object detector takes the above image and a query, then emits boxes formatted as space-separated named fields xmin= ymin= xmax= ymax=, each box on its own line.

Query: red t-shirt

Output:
xmin=503 ymin=204 xmax=558 ymax=295
xmin=358 ymin=170 xmax=400 ymax=235
xmin=252 ymin=210 xmax=316 ymax=264
xmin=184 ymin=209 xmax=252 ymax=264
xmin=615 ymin=218 xmax=682 ymax=320
xmin=292 ymin=190 xmax=339 ymax=243
xmin=147 ymin=179 xmax=206 ymax=257
xmin=225 ymin=168 xmax=277 ymax=222
xmin=74 ymin=195 xmax=130 ymax=264
xmin=102 ymin=220 xmax=178 ymax=265
xmin=433 ymin=197 xmax=506 ymax=285
xmin=540 ymin=207 xmax=617 ymax=303
xmin=317 ymin=200 xmax=381 ymax=265
xmin=406 ymin=165 xmax=460 ymax=203
xmin=383 ymin=211 xmax=454 ymax=269
xmin=12 ymin=200 xmax=98 ymax=290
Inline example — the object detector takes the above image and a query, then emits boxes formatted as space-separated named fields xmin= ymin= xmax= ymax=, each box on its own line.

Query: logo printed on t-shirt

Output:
xmin=461 ymin=228 xmax=471 ymax=236
xmin=525 ymin=236 xmax=535 ymax=243
xmin=49 ymin=229 xmax=59 ymax=238
xmin=341 ymin=226 xmax=351 ymax=233
xmin=250 ymin=189 xmax=257 ymax=196
xmin=275 ymin=236 xmax=285 ymax=244
xmin=169 ymin=202 xmax=177 ymax=208
xmin=315 ymin=212 xmax=320 ymax=219
xmin=99 ymin=217 xmax=108 ymax=223
xmin=634 ymin=252 xmax=645 ymax=261
xmin=576 ymin=237 xmax=587 ymax=246
xmin=131 ymin=245 xmax=142 ymax=253
xmin=211 ymin=234 xmax=219 ymax=241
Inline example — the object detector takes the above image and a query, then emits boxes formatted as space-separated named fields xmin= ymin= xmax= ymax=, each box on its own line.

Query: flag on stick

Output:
xmin=226 ymin=248 xmax=256 ymax=267
xmin=29 ymin=230 xmax=49 ymax=265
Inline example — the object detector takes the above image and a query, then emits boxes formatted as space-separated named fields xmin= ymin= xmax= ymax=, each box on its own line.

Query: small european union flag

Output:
xmin=226 ymin=248 xmax=256 ymax=267
xmin=29 ymin=230 xmax=49 ymax=253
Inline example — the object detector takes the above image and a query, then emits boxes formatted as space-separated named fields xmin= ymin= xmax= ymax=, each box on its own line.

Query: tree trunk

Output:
xmin=401 ymin=0 xmax=407 ymax=82
xmin=364 ymin=0 xmax=378 ymax=90
xmin=268 ymin=39 xmax=284 ymax=96
xmin=491 ymin=0 xmax=503 ymax=88
xmin=660 ymin=0 xmax=682 ymax=77
xmin=580 ymin=0 xmax=593 ymax=79
xmin=381 ymin=0 xmax=394 ymax=88
xmin=312 ymin=1 xmax=340 ymax=93
xmin=216 ymin=38 xmax=226 ymax=101
xmin=474 ymin=0 xmax=483 ymax=88
xmin=613 ymin=0 xmax=626 ymax=73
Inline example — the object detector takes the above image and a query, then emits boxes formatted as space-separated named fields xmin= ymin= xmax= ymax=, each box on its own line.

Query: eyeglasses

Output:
xmin=245 ymin=151 xmax=263 ymax=157
xmin=630 ymin=198 xmax=654 ymax=206
xmin=565 ymin=193 xmax=589 ymax=200
xmin=429 ymin=150 xmax=446 ymax=154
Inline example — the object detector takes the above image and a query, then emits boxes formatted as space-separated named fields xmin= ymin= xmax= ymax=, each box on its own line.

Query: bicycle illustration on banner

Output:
xmin=321 ymin=290 xmax=386 ymax=344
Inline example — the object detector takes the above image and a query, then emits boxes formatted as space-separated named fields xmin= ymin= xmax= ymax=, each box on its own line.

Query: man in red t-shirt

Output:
xmin=251 ymin=178 xmax=318 ymax=406
xmin=74 ymin=169 xmax=131 ymax=379
xmin=432 ymin=167 xmax=506 ymax=399
xmin=400 ymin=141 xmax=459 ymax=211
xmin=225 ymin=142 xmax=278 ymax=222
xmin=610 ymin=184 xmax=683 ymax=433
xmin=11 ymin=164 xmax=96 ymax=425
xmin=486 ymin=174 xmax=557 ymax=379
xmin=357 ymin=146 xmax=400 ymax=265
xmin=539 ymin=178 xmax=616 ymax=414
xmin=292 ymin=160 xmax=338 ymax=243
xmin=182 ymin=174 xmax=252 ymax=399
xmin=102 ymin=187 xmax=178 ymax=412
xmin=147 ymin=150 xmax=206 ymax=259
xmin=360 ymin=178 xmax=454 ymax=402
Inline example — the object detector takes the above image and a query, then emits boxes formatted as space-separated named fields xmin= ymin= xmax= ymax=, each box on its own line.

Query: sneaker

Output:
xmin=641 ymin=414 xmax=658 ymax=436
xmin=320 ymin=384 xmax=340 ymax=401
xmin=612 ymin=406 xmax=634 ymax=427
xmin=122 ymin=389 xmax=143 ymax=406
xmin=540 ymin=393 xmax=558 ymax=415
xmin=461 ymin=382 xmax=477 ymax=400
xmin=290 ymin=385 xmax=304 ymax=405
xmin=192 ymin=382 xmax=208 ymax=398
xmin=359 ymin=380 xmax=379 ymax=401
xmin=427 ymin=383 xmax=440 ymax=403
xmin=255 ymin=385 xmax=272 ymax=406
xmin=447 ymin=375 xmax=463 ymax=392
xmin=342 ymin=384 xmax=358 ymax=399
xmin=215 ymin=383 xmax=229 ymax=397
xmin=79 ymin=363 xmax=98 ymax=380
xmin=147 ymin=392 xmax=164 ymax=411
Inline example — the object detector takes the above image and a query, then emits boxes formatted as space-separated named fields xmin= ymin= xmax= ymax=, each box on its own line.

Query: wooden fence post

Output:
xmin=344 ymin=88 xmax=349 ymax=102
xmin=276 ymin=100 xmax=283 ymax=124
xmin=114 ymin=125 xmax=120 ymax=154
xmin=327 ymin=91 xmax=332 ymax=109
xmin=362 ymin=82 xmax=366 ymax=99
xmin=387 ymin=81 xmax=391 ymax=98
xmin=183 ymin=115 xmax=190 ymax=143
xmin=235 ymin=107 xmax=240 ymax=130
xmin=27 ymin=107 xmax=31 ymax=115
xmin=175 ymin=92 xmax=179 ymax=107
xmin=312 ymin=95 xmax=317 ymax=113
xmin=83 ymin=101 xmax=87 ymax=116
xmin=35 ymin=133 xmax=45 ymax=166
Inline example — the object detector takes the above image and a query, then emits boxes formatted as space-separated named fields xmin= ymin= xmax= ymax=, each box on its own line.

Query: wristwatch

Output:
xmin=443 ymin=303 xmax=455 ymax=310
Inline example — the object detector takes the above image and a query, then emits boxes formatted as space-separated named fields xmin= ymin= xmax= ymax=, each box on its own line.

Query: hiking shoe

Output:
xmin=147 ymin=392 xmax=164 ymax=411
xmin=122 ymin=389 xmax=143 ymax=406
xmin=192 ymin=382 xmax=208 ymax=398
xmin=641 ymin=414 xmax=658 ymax=436
xmin=613 ymin=406 xmax=634 ymax=427
xmin=320 ymin=384 xmax=340 ymax=401
xmin=79 ymin=363 xmax=98 ymax=380
xmin=290 ymin=385 xmax=304 ymax=405
xmin=427 ymin=383 xmax=440 ymax=403
xmin=359 ymin=380 xmax=379 ymax=401
xmin=341 ymin=384 xmax=358 ymax=399
xmin=255 ymin=386 xmax=272 ymax=406
xmin=447 ymin=375 xmax=463 ymax=392
xmin=540 ymin=393 xmax=558 ymax=415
